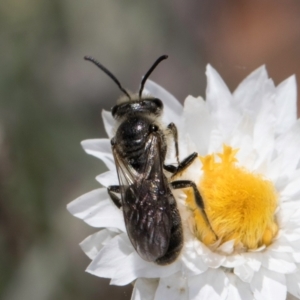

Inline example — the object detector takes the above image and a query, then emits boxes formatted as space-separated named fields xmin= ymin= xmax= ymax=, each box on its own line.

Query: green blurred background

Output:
xmin=1 ymin=1 xmax=300 ymax=299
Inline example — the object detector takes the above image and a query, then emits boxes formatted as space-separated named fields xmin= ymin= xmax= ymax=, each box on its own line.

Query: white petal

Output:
xmin=88 ymin=234 xmax=181 ymax=285
xmin=275 ymin=75 xmax=297 ymax=135
xmin=194 ymin=241 xmax=226 ymax=268
xmin=243 ymin=252 xmax=262 ymax=272
xmin=181 ymin=247 xmax=208 ymax=275
xmin=280 ymin=171 xmax=300 ymax=201
xmin=81 ymin=139 xmax=115 ymax=171
xmin=277 ymin=205 xmax=300 ymax=227
xmin=96 ymin=170 xmax=118 ymax=187
xmin=205 ymin=65 xmax=240 ymax=135
xmin=218 ymin=240 xmax=235 ymax=254
xmin=278 ymin=204 xmax=300 ymax=221
xmin=250 ymin=267 xmax=287 ymax=300
xmin=86 ymin=233 xmax=134 ymax=283
xmin=284 ymin=231 xmax=300 ymax=245
xmin=80 ymin=229 xmax=118 ymax=259
xmin=131 ymin=278 xmax=158 ymax=300
xmin=265 ymin=154 xmax=283 ymax=183
xmin=183 ymin=95 xmax=213 ymax=155
xmin=234 ymin=264 xmax=255 ymax=283
xmin=207 ymin=129 xmax=224 ymax=154
xmin=188 ymin=268 xmax=229 ymax=300
xmin=233 ymin=66 xmax=271 ymax=114
xmin=228 ymin=115 xmax=256 ymax=169
xmin=268 ymin=237 xmax=294 ymax=253
xmin=222 ymin=254 xmax=246 ymax=268
xmin=262 ymin=251 xmax=297 ymax=274
xmin=110 ymin=255 xmax=181 ymax=286
xmin=275 ymin=120 xmax=300 ymax=177
xmin=201 ymin=253 xmax=226 ymax=269
xmin=289 ymin=207 xmax=300 ymax=221
xmin=154 ymin=272 xmax=188 ymax=300
xmin=102 ymin=109 xmax=115 ymax=138
xmin=252 ymin=98 xmax=275 ymax=170
xmin=206 ymin=65 xmax=232 ymax=110
xmin=286 ymin=271 xmax=300 ymax=298
xmin=292 ymin=253 xmax=300 ymax=263
xmin=67 ymin=188 xmax=125 ymax=231
xmin=288 ymin=240 xmax=300 ymax=254
xmin=227 ymin=273 xmax=253 ymax=300
xmin=277 ymin=207 xmax=296 ymax=227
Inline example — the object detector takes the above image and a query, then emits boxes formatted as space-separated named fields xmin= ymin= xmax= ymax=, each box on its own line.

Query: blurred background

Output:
xmin=1 ymin=1 xmax=300 ymax=299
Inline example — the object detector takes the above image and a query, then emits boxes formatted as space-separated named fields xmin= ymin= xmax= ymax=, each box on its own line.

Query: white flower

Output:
xmin=67 ymin=65 xmax=300 ymax=300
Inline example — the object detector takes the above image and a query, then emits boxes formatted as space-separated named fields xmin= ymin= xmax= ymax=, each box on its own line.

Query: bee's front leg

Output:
xmin=167 ymin=122 xmax=179 ymax=164
xmin=107 ymin=185 xmax=122 ymax=209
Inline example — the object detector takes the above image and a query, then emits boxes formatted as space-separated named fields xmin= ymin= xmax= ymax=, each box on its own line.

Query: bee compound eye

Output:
xmin=153 ymin=98 xmax=163 ymax=110
xmin=110 ymin=138 xmax=116 ymax=145
xmin=149 ymin=124 xmax=158 ymax=132
xmin=111 ymin=105 xmax=118 ymax=118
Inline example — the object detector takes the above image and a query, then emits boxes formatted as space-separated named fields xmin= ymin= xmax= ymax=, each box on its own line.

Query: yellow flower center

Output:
xmin=185 ymin=145 xmax=278 ymax=250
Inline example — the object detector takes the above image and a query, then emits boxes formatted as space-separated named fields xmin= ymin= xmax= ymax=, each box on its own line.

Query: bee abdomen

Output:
xmin=155 ymin=201 xmax=183 ymax=265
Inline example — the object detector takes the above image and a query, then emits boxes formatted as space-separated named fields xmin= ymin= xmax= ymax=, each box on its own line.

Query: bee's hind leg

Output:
xmin=164 ymin=152 xmax=198 ymax=177
xmin=171 ymin=180 xmax=204 ymax=210
xmin=107 ymin=185 xmax=122 ymax=209
xmin=171 ymin=180 xmax=216 ymax=237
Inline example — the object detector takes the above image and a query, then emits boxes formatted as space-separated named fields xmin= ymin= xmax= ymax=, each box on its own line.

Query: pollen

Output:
xmin=186 ymin=145 xmax=278 ymax=250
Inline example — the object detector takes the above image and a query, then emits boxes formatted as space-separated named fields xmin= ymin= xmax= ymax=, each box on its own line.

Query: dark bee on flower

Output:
xmin=84 ymin=55 xmax=206 ymax=265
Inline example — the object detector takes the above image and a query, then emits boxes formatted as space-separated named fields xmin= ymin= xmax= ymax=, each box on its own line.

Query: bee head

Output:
xmin=112 ymin=98 xmax=163 ymax=119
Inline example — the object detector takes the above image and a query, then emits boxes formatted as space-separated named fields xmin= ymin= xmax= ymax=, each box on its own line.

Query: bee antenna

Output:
xmin=84 ymin=56 xmax=131 ymax=100
xmin=139 ymin=55 xmax=168 ymax=98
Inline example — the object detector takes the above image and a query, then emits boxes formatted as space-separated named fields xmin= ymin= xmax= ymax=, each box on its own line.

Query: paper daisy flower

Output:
xmin=67 ymin=65 xmax=300 ymax=300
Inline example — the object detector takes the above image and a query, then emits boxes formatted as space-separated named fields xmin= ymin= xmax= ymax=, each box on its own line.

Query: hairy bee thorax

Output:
xmin=114 ymin=113 xmax=167 ymax=173
xmin=112 ymin=96 xmax=167 ymax=173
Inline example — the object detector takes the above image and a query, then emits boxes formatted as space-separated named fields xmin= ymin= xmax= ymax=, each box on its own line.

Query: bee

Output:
xmin=84 ymin=55 xmax=208 ymax=265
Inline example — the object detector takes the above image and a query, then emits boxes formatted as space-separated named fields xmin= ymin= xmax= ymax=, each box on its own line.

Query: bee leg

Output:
xmin=163 ymin=164 xmax=177 ymax=173
xmin=171 ymin=180 xmax=216 ymax=236
xmin=171 ymin=180 xmax=204 ymax=209
xmin=164 ymin=152 xmax=198 ymax=177
xmin=167 ymin=122 xmax=180 ymax=165
xmin=107 ymin=185 xmax=122 ymax=209
xmin=173 ymin=152 xmax=198 ymax=176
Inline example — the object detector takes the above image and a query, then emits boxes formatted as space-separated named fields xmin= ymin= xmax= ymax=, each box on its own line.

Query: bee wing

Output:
xmin=111 ymin=147 xmax=139 ymax=196
xmin=113 ymin=133 xmax=172 ymax=262
xmin=137 ymin=132 xmax=170 ymax=190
